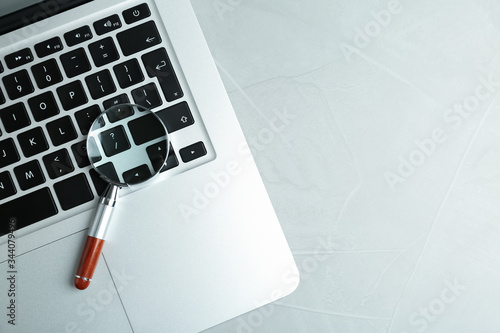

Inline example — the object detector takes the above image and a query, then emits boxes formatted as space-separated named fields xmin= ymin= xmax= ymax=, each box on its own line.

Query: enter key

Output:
xmin=142 ymin=48 xmax=183 ymax=102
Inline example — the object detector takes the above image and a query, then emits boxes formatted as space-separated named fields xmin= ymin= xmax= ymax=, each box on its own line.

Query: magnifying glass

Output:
xmin=74 ymin=104 xmax=169 ymax=290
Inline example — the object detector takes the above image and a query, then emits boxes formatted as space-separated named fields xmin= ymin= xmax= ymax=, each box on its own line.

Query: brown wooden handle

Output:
xmin=74 ymin=236 xmax=105 ymax=290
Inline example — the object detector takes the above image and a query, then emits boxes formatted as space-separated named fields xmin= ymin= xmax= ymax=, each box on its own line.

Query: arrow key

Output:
xmin=179 ymin=141 xmax=207 ymax=163
xmin=146 ymin=141 xmax=175 ymax=171
xmin=43 ymin=148 xmax=74 ymax=179
xmin=123 ymin=164 xmax=151 ymax=185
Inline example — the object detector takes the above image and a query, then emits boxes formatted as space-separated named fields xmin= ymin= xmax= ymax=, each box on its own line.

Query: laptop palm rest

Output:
xmin=0 ymin=230 xmax=134 ymax=333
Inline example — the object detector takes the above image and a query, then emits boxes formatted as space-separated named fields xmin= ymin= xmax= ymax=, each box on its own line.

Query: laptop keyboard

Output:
xmin=0 ymin=2 xmax=211 ymax=236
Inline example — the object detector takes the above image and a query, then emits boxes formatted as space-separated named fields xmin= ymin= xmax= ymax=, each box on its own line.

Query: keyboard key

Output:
xmin=95 ymin=162 xmax=118 ymax=182
xmin=54 ymin=173 xmax=94 ymax=211
xmin=14 ymin=160 xmax=45 ymax=191
xmin=156 ymin=102 xmax=194 ymax=133
xmin=146 ymin=141 xmax=166 ymax=171
xmin=94 ymin=14 xmax=122 ymax=36
xmin=113 ymin=59 xmax=144 ymax=88
xmin=31 ymin=59 xmax=63 ymax=89
xmin=35 ymin=37 xmax=64 ymax=58
xmin=146 ymin=141 xmax=172 ymax=171
xmin=64 ymin=26 xmax=93 ymax=47
xmin=106 ymin=103 xmax=134 ymax=123
xmin=0 ymin=103 xmax=31 ymax=133
xmin=0 ymin=188 xmax=57 ymax=236
xmin=0 ymin=171 xmax=16 ymax=200
xmin=57 ymin=81 xmax=88 ymax=110
xmin=123 ymin=3 xmax=151 ymax=24
xmin=103 ymin=94 xmax=129 ymax=110
xmin=28 ymin=91 xmax=60 ymax=121
xmin=142 ymin=48 xmax=183 ymax=102
xmin=117 ymin=21 xmax=161 ymax=56
xmin=46 ymin=116 xmax=78 ymax=146
xmin=103 ymin=95 xmax=134 ymax=122
xmin=131 ymin=83 xmax=162 ymax=109
xmin=5 ymin=48 xmax=34 ymax=69
xmin=128 ymin=113 xmax=165 ymax=145
xmin=0 ymin=88 xmax=5 ymax=105
xmin=87 ymin=136 xmax=102 ymax=164
xmin=100 ymin=125 xmax=130 ymax=157
xmin=0 ymin=61 xmax=3 ymax=73
xmin=99 ymin=125 xmax=131 ymax=157
xmin=123 ymin=164 xmax=150 ymax=184
xmin=17 ymin=127 xmax=49 ymax=157
xmin=43 ymin=149 xmax=74 ymax=179
xmin=75 ymin=104 xmax=101 ymax=135
xmin=161 ymin=144 xmax=179 ymax=172
xmin=89 ymin=169 xmax=107 ymax=196
xmin=0 ymin=138 xmax=20 ymax=168
xmin=60 ymin=48 xmax=91 ymax=78
xmin=71 ymin=140 xmax=90 ymax=168
xmin=2 ymin=70 xmax=34 ymax=100
xmin=89 ymin=37 xmax=120 ymax=67
xmin=85 ymin=69 xmax=116 ymax=99
xmin=179 ymin=141 xmax=207 ymax=163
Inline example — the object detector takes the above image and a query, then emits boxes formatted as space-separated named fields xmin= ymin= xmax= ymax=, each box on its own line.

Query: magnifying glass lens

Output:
xmin=87 ymin=104 xmax=169 ymax=186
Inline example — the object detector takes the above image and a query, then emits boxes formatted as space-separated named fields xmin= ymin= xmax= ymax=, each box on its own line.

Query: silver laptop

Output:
xmin=0 ymin=0 xmax=298 ymax=331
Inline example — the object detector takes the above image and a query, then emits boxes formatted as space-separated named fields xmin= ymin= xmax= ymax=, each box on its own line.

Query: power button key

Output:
xmin=123 ymin=3 xmax=151 ymax=24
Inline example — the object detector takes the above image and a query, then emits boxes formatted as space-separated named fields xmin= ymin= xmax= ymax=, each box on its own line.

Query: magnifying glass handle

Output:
xmin=75 ymin=184 xmax=120 ymax=290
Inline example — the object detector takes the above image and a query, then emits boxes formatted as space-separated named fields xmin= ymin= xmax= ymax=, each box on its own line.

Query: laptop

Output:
xmin=0 ymin=0 xmax=299 ymax=331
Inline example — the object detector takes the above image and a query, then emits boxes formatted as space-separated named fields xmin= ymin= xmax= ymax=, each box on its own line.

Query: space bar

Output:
xmin=1 ymin=188 xmax=58 ymax=236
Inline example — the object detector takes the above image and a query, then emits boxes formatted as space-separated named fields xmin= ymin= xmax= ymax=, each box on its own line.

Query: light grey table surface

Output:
xmin=190 ymin=1 xmax=500 ymax=332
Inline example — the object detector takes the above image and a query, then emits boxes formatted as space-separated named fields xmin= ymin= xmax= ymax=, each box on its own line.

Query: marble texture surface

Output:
xmin=190 ymin=1 xmax=500 ymax=332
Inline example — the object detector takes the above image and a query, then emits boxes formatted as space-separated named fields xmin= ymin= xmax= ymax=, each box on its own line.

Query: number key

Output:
xmin=31 ymin=59 xmax=63 ymax=89
xmin=2 ymin=70 xmax=34 ymax=100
